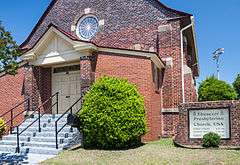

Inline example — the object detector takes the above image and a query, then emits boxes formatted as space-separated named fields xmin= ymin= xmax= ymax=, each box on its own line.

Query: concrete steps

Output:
xmin=0 ymin=145 xmax=62 ymax=155
xmin=0 ymin=114 xmax=82 ymax=156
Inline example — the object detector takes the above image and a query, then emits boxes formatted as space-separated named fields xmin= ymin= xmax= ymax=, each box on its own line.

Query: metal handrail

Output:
xmin=0 ymin=98 xmax=30 ymax=133
xmin=55 ymin=96 xmax=83 ymax=149
xmin=15 ymin=92 xmax=59 ymax=153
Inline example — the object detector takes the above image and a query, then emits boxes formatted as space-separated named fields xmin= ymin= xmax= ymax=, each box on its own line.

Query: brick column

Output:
xmin=80 ymin=54 xmax=97 ymax=95
xmin=24 ymin=66 xmax=52 ymax=114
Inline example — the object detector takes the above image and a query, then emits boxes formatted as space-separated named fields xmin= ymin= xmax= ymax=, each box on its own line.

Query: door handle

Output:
xmin=66 ymin=96 xmax=70 ymax=98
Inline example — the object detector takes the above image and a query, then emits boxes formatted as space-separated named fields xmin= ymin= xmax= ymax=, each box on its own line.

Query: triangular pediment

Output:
xmin=21 ymin=25 xmax=165 ymax=69
xmin=21 ymin=26 xmax=98 ymax=66
xmin=36 ymin=31 xmax=74 ymax=57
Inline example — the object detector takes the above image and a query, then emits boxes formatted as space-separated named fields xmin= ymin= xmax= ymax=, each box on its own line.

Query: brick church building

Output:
xmin=0 ymin=0 xmax=199 ymax=141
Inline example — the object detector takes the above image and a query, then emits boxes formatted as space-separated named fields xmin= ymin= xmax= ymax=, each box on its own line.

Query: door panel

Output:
xmin=52 ymin=67 xmax=81 ymax=114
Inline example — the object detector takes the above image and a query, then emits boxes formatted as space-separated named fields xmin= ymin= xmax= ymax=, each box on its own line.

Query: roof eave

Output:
xmin=155 ymin=0 xmax=193 ymax=17
xmin=20 ymin=0 xmax=58 ymax=49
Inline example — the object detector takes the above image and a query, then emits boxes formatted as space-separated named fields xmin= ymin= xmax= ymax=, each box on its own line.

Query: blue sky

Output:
xmin=0 ymin=0 xmax=239 ymax=84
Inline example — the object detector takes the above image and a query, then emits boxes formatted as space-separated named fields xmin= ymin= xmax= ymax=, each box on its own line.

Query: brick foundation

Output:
xmin=175 ymin=101 xmax=240 ymax=146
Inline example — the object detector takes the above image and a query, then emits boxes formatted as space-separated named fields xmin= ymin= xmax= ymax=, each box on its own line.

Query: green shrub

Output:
xmin=78 ymin=76 xmax=147 ymax=149
xmin=202 ymin=132 xmax=221 ymax=148
xmin=233 ymin=74 xmax=240 ymax=99
xmin=0 ymin=118 xmax=6 ymax=136
xmin=198 ymin=76 xmax=237 ymax=101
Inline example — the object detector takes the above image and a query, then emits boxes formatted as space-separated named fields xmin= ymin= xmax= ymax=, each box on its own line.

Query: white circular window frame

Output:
xmin=76 ymin=15 xmax=99 ymax=41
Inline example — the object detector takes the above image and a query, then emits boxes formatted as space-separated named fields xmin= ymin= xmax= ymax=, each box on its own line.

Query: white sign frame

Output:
xmin=188 ymin=108 xmax=231 ymax=139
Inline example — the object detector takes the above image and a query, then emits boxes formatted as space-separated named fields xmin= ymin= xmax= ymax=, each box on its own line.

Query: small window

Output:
xmin=152 ymin=62 xmax=161 ymax=90
xmin=53 ymin=65 xmax=80 ymax=73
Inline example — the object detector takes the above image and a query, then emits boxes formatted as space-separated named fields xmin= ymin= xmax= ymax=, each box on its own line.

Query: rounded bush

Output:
xmin=233 ymin=74 xmax=240 ymax=99
xmin=78 ymin=76 xmax=147 ymax=149
xmin=198 ymin=76 xmax=237 ymax=101
xmin=0 ymin=118 xmax=6 ymax=136
xmin=202 ymin=132 xmax=221 ymax=148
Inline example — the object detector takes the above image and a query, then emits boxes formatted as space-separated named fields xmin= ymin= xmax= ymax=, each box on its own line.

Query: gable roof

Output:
xmin=20 ymin=0 xmax=58 ymax=49
xmin=20 ymin=0 xmax=192 ymax=50
xmin=155 ymin=0 xmax=192 ymax=16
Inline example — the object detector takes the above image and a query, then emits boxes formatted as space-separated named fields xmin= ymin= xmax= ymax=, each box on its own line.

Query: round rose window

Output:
xmin=77 ymin=16 xmax=99 ymax=40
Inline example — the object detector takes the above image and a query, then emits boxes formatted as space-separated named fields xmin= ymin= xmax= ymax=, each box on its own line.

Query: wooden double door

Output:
xmin=52 ymin=65 xmax=81 ymax=114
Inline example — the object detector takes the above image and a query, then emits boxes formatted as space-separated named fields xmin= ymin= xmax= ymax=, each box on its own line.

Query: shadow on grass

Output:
xmin=0 ymin=152 xmax=29 ymax=165
xmin=71 ymin=142 xmax=145 ymax=151
xmin=174 ymin=140 xmax=240 ymax=151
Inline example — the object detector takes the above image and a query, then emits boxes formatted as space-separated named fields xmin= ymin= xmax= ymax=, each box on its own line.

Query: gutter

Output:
xmin=190 ymin=16 xmax=200 ymax=77
xmin=180 ymin=16 xmax=195 ymax=103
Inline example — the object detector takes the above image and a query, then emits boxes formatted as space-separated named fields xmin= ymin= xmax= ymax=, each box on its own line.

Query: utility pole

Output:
xmin=213 ymin=48 xmax=224 ymax=80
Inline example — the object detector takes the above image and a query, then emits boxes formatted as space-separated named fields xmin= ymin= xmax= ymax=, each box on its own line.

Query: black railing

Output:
xmin=15 ymin=92 xmax=59 ymax=153
xmin=0 ymin=98 xmax=30 ymax=134
xmin=55 ymin=96 xmax=83 ymax=149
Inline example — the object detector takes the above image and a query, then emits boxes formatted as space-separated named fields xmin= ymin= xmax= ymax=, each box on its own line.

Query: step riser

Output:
xmin=23 ymin=119 xmax=67 ymax=124
xmin=2 ymin=137 xmax=69 ymax=143
xmin=31 ymin=137 xmax=69 ymax=143
xmin=3 ymin=130 xmax=76 ymax=141
xmin=2 ymin=136 xmax=29 ymax=141
xmin=20 ymin=122 xmax=68 ymax=128
xmin=25 ymin=115 xmax=67 ymax=120
xmin=0 ymin=141 xmax=67 ymax=148
xmin=32 ymin=115 xmax=68 ymax=118
xmin=24 ymin=148 xmax=60 ymax=155
xmin=0 ymin=114 xmax=81 ymax=155
xmin=16 ymin=124 xmax=71 ymax=131
xmin=0 ymin=147 xmax=60 ymax=155
xmin=24 ymin=143 xmax=64 ymax=148
xmin=13 ymin=132 xmax=71 ymax=137
xmin=14 ymin=127 xmax=75 ymax=133
xmin=5 ymin=131 xmax=74 ymax=140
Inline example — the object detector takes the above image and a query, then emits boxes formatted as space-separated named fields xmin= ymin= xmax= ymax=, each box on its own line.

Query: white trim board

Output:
xmin=21 ymin=26 xmax=165 ymax=69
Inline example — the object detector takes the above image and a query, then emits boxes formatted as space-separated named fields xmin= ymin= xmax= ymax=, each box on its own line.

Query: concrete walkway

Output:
xmin=0 ymin=152 xmax=56 ymax=164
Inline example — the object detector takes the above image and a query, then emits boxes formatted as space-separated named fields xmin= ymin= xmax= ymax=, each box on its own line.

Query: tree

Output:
xmin=233 ymin=74 xmax=240 ymax=99
xmin=0 ymin=22 xmax=20 ymax=75
xmin=78 ymin=76 xmax=147 ymax=149
xmin=198 ymin=76 xmax=237 ymax=101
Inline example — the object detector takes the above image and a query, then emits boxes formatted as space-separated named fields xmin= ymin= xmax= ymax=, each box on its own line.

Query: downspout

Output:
xmin=180 ymin=16 xmax=194 ymax=103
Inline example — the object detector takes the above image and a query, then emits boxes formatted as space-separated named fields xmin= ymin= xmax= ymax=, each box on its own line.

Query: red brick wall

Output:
xmin=183 ymin=40 xmax=198 ymax=103
xmin=95 ymin=54 xmax=162 ymax=141
xmin=158 ymin=21 xmax=184 ymax=137
xmin=0 ymin=65 xmax=53 ymax=131
xmin=17 ymin=0 xmax=199 ymax=139
xmin=23 ymin=66 xmax=52 ymax=114
xmin=0 ymin=67 xmax=25 ymax=131
xmin=159 ymin=21 xmax=183 ymax=109
xmin=40 ymin=67 xmax=52 ymax=113
xmin=31 ymin=66 xmax=52 ymax=113
xmin=184 ymin=74 xmax=197 ymax=103
xmin=162 ymin=113 xmax=179 ymax=137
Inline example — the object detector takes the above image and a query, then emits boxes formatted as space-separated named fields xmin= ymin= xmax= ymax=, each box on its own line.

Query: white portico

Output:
xmin=21 ymin=25 xmax=164 ymax=114
xmin=21 ymin=25 xmax=97 ymax=113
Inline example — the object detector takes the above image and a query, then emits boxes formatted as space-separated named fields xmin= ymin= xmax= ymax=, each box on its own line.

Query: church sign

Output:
xmin=189 ymin=108 xmax=230 ymax=139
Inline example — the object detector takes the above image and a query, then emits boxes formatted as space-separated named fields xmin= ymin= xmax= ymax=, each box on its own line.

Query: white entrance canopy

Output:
xmin=21 ymin=25 xmax=165 ymax=69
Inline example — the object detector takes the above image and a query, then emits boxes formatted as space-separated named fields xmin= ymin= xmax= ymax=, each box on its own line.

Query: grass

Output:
xmin=42 ymin=139 xmax=240 ymax=165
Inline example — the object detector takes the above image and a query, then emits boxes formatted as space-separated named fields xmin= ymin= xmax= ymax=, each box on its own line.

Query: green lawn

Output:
xmin=42 ymin=139 xmax=240 ymax=165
